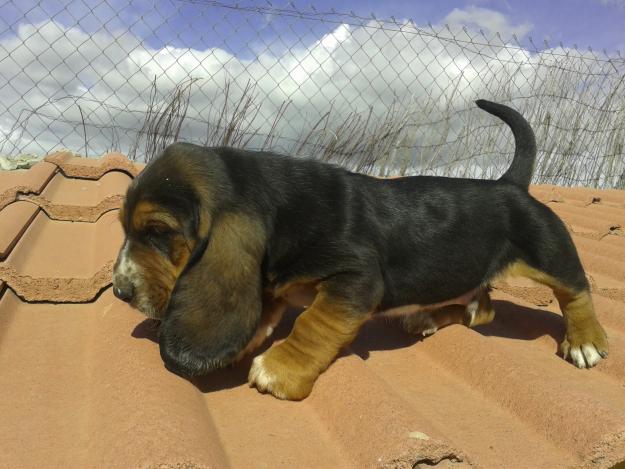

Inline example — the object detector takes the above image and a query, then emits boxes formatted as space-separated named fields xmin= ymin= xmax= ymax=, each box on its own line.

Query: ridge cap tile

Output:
xmin=45 ymin=151 xmax=142 ymax=179
xmin=18 ymin=171 xmax=132 ymax=222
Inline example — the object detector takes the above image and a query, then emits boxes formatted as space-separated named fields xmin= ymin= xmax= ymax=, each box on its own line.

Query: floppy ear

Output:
xmin=158 ymin=210 xmax=267 ymax=376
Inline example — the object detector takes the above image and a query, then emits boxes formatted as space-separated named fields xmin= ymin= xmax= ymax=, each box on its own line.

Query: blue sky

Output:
xmin=2 ymin=0 xmax=625 ymax=54
xmin=283 ymin=0 xmax=625 ymax=52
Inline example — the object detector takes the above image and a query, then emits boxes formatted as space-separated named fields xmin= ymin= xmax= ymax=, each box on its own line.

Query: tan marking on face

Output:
xmin=126 ymin=241 xmax=179 ymax=317
xmin=114 ymin=200 xmax=197 ymax=318
xmin=132 ymin=200 xmax=180 ymax=233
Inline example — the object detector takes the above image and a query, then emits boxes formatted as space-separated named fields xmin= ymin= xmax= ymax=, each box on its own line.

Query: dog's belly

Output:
xmin=274 ymin=282 xmax=477 ymax=317
xmin=377 ymin=288 xmax=478 ymax=317
xmin=278 ymin=283 xmax=318 ymax=308
xmin=237 ymin=282 xmax=477 ymax=360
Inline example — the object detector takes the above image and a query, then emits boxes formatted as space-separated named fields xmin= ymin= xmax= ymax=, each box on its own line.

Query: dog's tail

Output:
xmin=475 ymin=99 xmax=537 ymax=189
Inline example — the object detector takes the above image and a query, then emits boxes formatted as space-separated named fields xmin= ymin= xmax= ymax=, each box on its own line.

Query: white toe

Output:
xmin=569 ymin=347 xmax=586 ymax=368
xmin=581 ymin=344 xmax=602 ymax=367
xmin=248 ymin=354 xmax=289 ymax=400
xmin=249 ymin=355 xmax=274 ymax=389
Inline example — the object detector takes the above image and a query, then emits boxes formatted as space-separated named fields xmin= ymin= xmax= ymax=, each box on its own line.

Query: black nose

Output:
xmin=113 ymin=285 xmax=134 ymax=303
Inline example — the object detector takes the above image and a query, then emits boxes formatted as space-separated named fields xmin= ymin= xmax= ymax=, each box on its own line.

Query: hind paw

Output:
xmin=401 ymin=314 xmax=439 ymax=337
xmin=560 ymin=323 xmax=608 ymax=368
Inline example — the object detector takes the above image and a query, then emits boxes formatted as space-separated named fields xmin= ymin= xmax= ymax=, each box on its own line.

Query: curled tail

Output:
xmin=475 ymin=99 xmax=537 ymax=189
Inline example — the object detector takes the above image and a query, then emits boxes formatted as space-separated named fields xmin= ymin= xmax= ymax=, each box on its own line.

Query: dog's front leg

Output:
xmin=248 ymin=284 xmax=374 ymax=400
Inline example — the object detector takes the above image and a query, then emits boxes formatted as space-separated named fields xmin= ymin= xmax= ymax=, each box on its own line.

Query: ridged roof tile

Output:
xmin=0 ymin=153 xmax=624 ymax=468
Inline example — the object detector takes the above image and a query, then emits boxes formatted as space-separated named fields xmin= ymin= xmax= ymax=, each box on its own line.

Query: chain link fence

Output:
xmin=1 ymin=0 xmax=624 ymax=187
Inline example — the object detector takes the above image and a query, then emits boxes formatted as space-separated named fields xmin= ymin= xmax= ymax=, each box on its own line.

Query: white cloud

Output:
xmin=0 ymin=7 xmax=622 ymax=185
xmin=443 ymin=6 xmax=532 ymax=38
xmin=598 ymin=0 xmax=625 ymax=8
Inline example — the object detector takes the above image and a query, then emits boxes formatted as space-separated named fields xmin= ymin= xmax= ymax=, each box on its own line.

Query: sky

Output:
xmin=280 ymin=0 xmax=625 ymax=53
xmin=0 ymin=0 xmax=623 ymax=182
xmin=2 ymin=0 xmax=625 ymax=52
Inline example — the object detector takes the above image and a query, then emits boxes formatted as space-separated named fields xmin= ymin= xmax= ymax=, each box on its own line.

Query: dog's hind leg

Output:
xmin=401 ymin=304 xmax=464 ymax=336
xmin=402 ymin=287 xmax=495 ymax=336
xmin=505 ymin=260 xmax=608 ymax=367
xmin=506 ymin=205 xmax=608 ymax=368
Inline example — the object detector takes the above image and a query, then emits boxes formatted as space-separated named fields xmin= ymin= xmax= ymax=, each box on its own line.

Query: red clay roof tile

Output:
xmin=20 ymin=171 xmax=131 ymax=222
xmin=0 ymin=201 xmax=39 ymax=260
xmin=45 ymin=151 xmax=142 ymax=178
xmin=0 ymin=289 xmax=231 ymax=468
xmin=0 ymin=161 xmax=57 ymax=210
xmin=1 ymin=153 xmax=625 ymax=468
xmin=0 ymin=210 xmax=121 ymax=301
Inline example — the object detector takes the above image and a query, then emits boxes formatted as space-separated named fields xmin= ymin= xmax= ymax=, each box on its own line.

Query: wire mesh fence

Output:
xmin=1 ymin=0 xmax=624 ymax=187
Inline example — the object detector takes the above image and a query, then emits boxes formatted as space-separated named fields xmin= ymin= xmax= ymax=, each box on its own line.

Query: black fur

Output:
xmin=476 ymin=99 xmax=537 ymax=188
xmin=143 ymin=100 xmax=587 ymax=374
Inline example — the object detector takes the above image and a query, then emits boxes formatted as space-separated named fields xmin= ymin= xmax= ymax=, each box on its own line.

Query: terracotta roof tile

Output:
xmin=0 ymin=160 xmax=57 ymax=210
xmin=45 ymin=150 xmax=143 ymax=178
xmin=0 ymin=155 xmax=625 ymax=468
xmin=20 ymin=171 xmax=131 ymax=222
xmin=0 ymin=289 xmax=230 ymax=468
xmin=531 ymin=185 xmax=625 ymax=207
xmin=0 ymin=201 xmax=39 ymax=260
xmin=0 ymin=210 xmax=121 ymax=302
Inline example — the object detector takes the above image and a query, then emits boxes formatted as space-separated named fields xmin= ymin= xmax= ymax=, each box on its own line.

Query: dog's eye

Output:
xmin=144 ymin=225 xmax=176 ymax=254
xmin=145 ymin=224 xmax=174 ymax=239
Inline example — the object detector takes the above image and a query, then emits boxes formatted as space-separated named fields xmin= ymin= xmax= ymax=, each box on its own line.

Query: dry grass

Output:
xmin=130 ymin=69 xmax=625 ymax=190
xmin=128 ymin=77 xmax=197 ymax=163
xmin=129 ymin=48 xmax=625 ymax=189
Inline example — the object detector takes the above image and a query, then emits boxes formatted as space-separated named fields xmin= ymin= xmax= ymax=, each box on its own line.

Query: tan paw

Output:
xmin=248 ymin=344 xmax=317 ymax=400
xmin=560 ymin=321 xmax=608 ymax=368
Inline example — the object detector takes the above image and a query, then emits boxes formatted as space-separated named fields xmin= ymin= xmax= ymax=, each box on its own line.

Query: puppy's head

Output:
xmin=112 ymin=143 xmax=266 ymax=375
xmin=112 ymin=148 xmax=211 ymax=319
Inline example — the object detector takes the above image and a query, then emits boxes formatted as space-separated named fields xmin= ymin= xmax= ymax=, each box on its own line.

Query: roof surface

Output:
xmin=1 ymin=152 xmax=624 ymax=469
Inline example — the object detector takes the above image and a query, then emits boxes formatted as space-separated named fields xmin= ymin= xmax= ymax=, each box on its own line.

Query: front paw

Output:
xmin=248 ymin=343 xmax=317 ymax=400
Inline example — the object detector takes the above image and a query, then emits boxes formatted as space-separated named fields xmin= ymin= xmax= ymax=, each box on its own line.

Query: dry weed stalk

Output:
xmin=129 ymin=76 xmax=197 ymax=162
xmin=127 ymin=62 xmax=625 ymax=188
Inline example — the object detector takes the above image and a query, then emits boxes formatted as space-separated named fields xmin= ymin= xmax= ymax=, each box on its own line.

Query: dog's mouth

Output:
xmin=130 ymin=287 xmax=172 ymax=320
xmin=133 ymin=301 xmax=165 ymax=320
